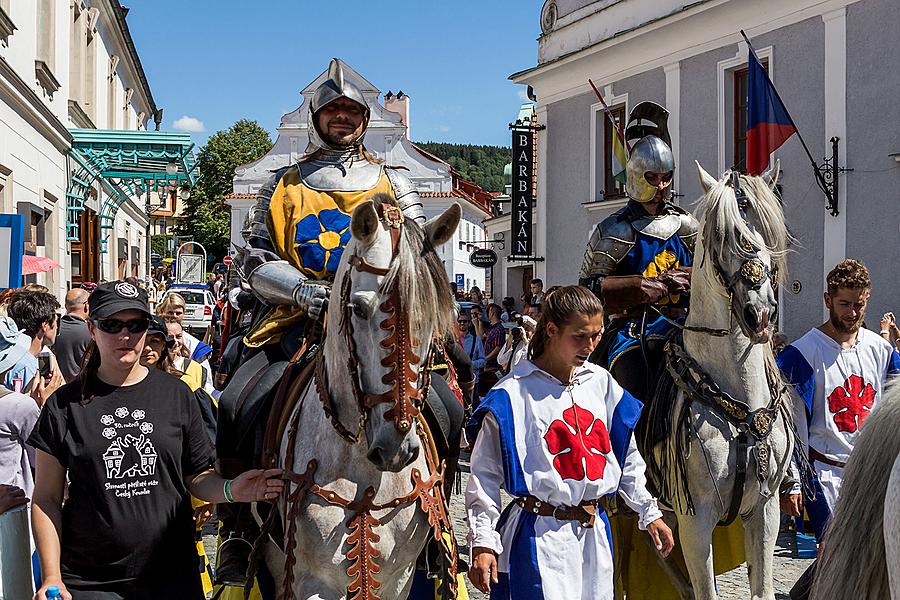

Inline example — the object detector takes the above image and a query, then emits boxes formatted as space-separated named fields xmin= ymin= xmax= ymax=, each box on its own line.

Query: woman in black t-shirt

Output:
xmin=29 ymin=282 xmax=283 ymax=600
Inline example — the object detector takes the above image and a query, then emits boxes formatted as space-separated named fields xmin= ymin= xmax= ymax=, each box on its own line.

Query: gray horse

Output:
xmin=264 ymin=199 xmax=461 ymax=599
xmin=651 ymin=162 xmax=794 ymax=600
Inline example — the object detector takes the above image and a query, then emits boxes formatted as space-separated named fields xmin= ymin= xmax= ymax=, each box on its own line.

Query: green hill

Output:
xmin=415 ymin=142 xmax=510 ymax=193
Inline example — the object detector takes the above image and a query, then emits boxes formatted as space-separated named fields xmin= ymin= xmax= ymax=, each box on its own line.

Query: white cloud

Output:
xmin=172 ymin=115 xmax=205 ymax=132
xmin=517 ymin=89 xmax=529 ymax=101
xmin=437 ymin=125 xmax=450 ymax=133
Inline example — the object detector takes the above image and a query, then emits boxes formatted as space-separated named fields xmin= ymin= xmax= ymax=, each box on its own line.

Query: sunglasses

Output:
xmin=94 ymin=318 xmax=150 ymax=334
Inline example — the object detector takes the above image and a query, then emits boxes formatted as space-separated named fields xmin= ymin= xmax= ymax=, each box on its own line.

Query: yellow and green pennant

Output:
xmin=612 ymin=128 xmax=628 ymax=184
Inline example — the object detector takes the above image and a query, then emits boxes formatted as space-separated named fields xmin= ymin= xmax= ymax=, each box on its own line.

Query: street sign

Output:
xmin=469 ymin=248 xmax=498 ymax=268
xmin=177 ymin=254 xmax=205 ymax=283
xmin=223 ymin=255 xmax=233 ymax=266
xmin=455 ymin=273 xmax=464 ymax=288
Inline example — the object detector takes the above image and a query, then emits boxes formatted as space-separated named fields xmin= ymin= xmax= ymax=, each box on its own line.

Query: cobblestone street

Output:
xmin=206 ymin=453 xmax=813 ymax=598
xmin=451 ymin=455 xmax=813 ymax=599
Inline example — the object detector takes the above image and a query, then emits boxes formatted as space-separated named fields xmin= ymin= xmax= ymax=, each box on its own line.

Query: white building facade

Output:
xmin=226 ymin=61 xmax=493 ymax=292
xmin=0 ymin=0 xmax=159 ymax=296
xmin=513 ymin=0 xmax=900 ymax=341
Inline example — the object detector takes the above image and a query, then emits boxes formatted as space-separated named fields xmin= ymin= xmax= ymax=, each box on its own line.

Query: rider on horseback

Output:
xmin=579 ymin=101 xmax=698 ymax=402
xmin=215 ymin=58 xmax=429 ymax=585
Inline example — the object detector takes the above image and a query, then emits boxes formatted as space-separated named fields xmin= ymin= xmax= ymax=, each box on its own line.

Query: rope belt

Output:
xmin=514 ymin=496 xmax=599 ymax=529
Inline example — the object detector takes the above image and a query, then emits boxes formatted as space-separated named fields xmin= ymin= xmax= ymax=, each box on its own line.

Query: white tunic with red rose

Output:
xmin=778 ymin=327 xmax=900 ymax=513
xmin=465 ymin=359 xmax=661 ymax=600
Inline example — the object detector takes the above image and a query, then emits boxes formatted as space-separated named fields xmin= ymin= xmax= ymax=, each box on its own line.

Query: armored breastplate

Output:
xmin=630 ymin=212 xmax=684 ymax=241
xmin=298 ymin=148 xmax=384 ymax=192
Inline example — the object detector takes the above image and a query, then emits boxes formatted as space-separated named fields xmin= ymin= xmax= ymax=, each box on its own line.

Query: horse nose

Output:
xmin=367 ymin=446 xmax=387 ymax=469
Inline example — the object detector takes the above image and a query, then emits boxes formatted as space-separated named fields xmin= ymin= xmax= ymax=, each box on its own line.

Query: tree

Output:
xmin=415 ymin=142 xmax=510 ymax=192
xmin=176 ymin=119 xmax=273 ymax=258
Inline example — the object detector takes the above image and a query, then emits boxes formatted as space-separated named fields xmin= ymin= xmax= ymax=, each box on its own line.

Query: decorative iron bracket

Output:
xmin=813 ymin=136 xmax=853 ymax=217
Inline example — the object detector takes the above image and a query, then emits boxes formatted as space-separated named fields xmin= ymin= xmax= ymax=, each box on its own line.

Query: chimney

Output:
xmin=384 ymin=90 xmax=410 ymax=139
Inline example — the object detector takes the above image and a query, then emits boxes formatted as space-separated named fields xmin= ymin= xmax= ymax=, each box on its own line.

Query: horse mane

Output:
xmin=696 ymin=171 xmax=792 ymax=285
xmin=811 ymin=386 xmax=900 ymax=600
xmin=373 ymin=202 xmax=456 ymax=339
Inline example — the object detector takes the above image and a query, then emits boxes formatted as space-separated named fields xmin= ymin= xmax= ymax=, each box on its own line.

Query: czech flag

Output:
xmin=746 ymin=47 xmax=797 ymax=175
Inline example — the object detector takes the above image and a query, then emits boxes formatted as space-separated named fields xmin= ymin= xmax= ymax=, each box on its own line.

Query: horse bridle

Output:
xmin=317 ymin=203 xmax=429 ymax=442
xmin=663 ymin=171 xmax=775 ymax=338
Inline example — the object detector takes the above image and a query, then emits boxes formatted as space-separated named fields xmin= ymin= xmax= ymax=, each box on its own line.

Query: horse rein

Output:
xmin=663 ymin=171 xmax=776 ymax=340
xmin=320 ymin=203 xmax=429 ymax=439
xmin=273 ymin=203 xmax=458 ymax=600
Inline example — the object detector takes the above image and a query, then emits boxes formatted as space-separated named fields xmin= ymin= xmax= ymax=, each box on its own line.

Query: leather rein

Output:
xmin=275 ymin=203 xmax=457 ymax=600
xmin=658 ymin=173 xmax=788 ymax=526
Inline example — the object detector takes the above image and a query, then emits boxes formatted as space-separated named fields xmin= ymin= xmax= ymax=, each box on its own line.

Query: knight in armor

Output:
xmin=214 ymin=58 xmax=432 ymax=585
xmin=580 ymin=101 xmax=698 ymax=402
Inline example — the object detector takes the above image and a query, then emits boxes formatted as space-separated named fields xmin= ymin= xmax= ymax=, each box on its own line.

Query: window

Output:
xmin=36 ymin=0 xmax=55 ymax=69
xmin=732 ymin=61 xmax=769 ymax=173
xmin=602 ymin=105 xmax=627 ymax=199
xmin=590 ymin=92 xmax=628 ymax=203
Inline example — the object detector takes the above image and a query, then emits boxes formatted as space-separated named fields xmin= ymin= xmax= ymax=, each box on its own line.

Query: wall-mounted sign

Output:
xmin=0 ymin=214 xmax=24 ymax=290
xmin=469 ymin=248 xmax=498 ymax=268
xmin=511 ymin=125 xmax=534 ymax=256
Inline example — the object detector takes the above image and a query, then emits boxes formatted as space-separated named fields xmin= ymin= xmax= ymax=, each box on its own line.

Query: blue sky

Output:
xmin=126 ymin=1 xmax=540 ymax=148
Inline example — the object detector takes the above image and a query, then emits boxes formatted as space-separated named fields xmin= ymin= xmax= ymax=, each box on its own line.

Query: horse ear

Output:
xmin=762 ymin=159 xmax=781 ymax=190
xmin=696 ymin=161 xmax=717 ymax=194
xmin=351 ymin=200 xmax=380 ymax=244
xmin=425 ymin=203 xmax=461 ymax=247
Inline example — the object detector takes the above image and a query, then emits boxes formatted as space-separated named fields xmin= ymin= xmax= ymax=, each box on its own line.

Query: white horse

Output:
xmin=650 ymin=162 xmax=794 ymax=600
xmin=263 ymin=197 xmax=461 ymax=600
xmin=811 ymin=386 xmax=900 ymax=599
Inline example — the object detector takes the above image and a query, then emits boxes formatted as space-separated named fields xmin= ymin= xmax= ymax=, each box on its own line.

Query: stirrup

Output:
xmin=214 ymin=535 xmax=254 ymax=587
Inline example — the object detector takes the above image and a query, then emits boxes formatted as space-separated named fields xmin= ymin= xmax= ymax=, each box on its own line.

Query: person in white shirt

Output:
xmin=778 ymin=259 xmax=900 ymax=543
xmin=497 ymin=315 xmax=536 ymax=373
xmin=466 ymin=285 xmax=673 ymax=598
xmin=156 ymin=292 xmax=215 ymax=393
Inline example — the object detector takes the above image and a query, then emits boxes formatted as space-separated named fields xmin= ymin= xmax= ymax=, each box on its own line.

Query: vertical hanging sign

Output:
xmin=511 ymin=125 xmax=533 ymax=257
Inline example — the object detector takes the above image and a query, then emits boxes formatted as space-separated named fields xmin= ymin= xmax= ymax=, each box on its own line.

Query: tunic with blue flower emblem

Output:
xmin=465 ymin=359 xmax=662 ymax=600
xmin=245 ymin=165 xmax=396 ymax=347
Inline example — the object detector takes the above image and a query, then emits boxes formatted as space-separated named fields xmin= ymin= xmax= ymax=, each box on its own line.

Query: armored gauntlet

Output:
xmin=247 ymin=260 xmax=331 ymax=321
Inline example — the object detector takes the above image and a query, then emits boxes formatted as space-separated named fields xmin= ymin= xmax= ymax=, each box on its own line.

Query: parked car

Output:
xmin=166 ymin=284 xmax=216 ymax=335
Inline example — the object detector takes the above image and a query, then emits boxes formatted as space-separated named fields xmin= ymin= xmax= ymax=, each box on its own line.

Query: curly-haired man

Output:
xmin=777 ymin=259 xmax=900 ymax=542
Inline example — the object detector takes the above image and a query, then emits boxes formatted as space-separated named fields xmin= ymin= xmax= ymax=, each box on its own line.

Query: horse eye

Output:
xmin=351 ymin=302 xmax=368 ymax=320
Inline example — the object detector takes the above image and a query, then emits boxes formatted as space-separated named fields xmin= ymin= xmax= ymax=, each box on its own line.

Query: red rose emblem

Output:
xmin=544 ymin=404 xmax=611 ymax=481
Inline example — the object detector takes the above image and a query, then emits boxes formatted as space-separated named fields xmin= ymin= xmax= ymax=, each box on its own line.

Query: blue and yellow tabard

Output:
xmin=607 ymin=232 xmax=693 ymax=369
xmin=244 ymin=165 xmax=396 ymax=347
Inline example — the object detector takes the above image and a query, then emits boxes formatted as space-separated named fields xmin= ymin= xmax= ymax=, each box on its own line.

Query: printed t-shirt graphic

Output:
xmin=27 ymin=369 xmax=214 ymax=593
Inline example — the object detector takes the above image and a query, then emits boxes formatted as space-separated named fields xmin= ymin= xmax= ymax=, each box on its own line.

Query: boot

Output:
xmin=215 ymin=533 xmax=253 ymax=587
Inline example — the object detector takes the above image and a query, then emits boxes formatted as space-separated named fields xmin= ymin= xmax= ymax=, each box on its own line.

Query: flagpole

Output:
xmin=739 ymin=30 xmax=822 ymax=172
xmin=588 ymin=79 xmax=631 ymax=151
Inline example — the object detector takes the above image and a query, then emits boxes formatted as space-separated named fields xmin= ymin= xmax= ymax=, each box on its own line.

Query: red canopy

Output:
xmin=22 ymin=255 xmax=61 ymax=275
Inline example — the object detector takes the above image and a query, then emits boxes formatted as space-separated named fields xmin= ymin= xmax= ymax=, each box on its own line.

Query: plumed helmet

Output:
xmin=624 ymin=101 xmax=675 ymax=203
xmin=307 ymin=58 xmax=370 ymax=153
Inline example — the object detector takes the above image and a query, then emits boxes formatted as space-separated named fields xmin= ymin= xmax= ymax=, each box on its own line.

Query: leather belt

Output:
xmin=810 ymin=447 xmax=846 ymax=469
xmin=514 ymin=495 xmax=598 ymax=528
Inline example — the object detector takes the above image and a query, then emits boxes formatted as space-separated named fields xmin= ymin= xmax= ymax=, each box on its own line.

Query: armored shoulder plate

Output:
xmin=248 ymin=166 xmax=292 ymax=252
xmin=578 ymin=208 xmax=636 ymax=281
xmin=677 ymin=210 xmax=699 ymax=252
xmin=385 ymin=167 xmax=425 ymax=225
xmin=631 ymin=210 xmax=684 ymax=241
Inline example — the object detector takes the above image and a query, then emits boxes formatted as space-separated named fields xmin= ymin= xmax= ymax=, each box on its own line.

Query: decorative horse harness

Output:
xmin=274 ymin=204 xmax=458 ymax=600
xmin=658 ymin=172 xmax=788 ymax=526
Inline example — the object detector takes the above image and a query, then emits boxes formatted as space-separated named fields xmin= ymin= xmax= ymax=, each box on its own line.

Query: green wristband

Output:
xmin=224 ymin=479 xmax=235 ymax=503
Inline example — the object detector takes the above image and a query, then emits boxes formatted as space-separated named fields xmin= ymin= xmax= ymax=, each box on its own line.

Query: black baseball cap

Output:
xmin=146 ymin=316 xmax=174 ymax=346
xmin=88 ymin=281 xmax=151 ymax=320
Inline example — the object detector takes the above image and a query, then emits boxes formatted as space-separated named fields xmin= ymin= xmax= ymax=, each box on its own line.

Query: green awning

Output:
xmin=67 ymin=129 xmax=197 ymax=251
